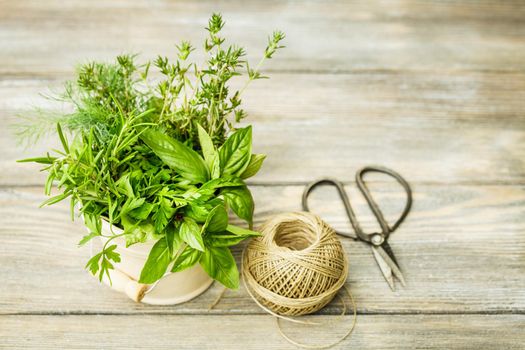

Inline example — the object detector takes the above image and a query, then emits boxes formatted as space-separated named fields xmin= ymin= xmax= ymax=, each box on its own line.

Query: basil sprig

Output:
xmin=137 ymin=126 xmax=260 ymax=288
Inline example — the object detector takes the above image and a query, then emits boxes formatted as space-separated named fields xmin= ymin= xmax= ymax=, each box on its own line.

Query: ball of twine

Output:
xmin=242 ymin=211 xmax=349 ymax=316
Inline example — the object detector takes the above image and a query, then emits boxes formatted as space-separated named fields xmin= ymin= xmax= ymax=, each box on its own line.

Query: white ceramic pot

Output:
xmin=94 ymin=220 xmax=213 ymax=305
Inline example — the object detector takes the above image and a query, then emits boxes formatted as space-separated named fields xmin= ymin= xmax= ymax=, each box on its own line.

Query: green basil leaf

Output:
xmin=141 ymin=128 xmax=209 ymax=183
xmin=206 ymin=224 xmax=260 ymax=247
xmin=171 ymin=245 xmax=202 ymax=273
xmin=139 ymin=238 xmax=171 ymax=284
xmin=180 ymin=217 xmax=205 ymax=251
xmin=226 ymin=224 xmax=261 ymax=238
xmin=207 ymin=233 xmax=248 ymax=247
xmin=240 ymin=154 xmax=266 ymax=179
xmin=164 ymin=223 xmax=176 ymax=256
xmin=168 ymin=223 xmax=184 ymax=253
xmin=210 ymin=152 xmax=221 ymax=179
xmin=202 ymin=205 xmax=228 ymax=233
xmin=197 ymin=123 xmax=216 ymax=168
xmin=222 ymin=186 xmax=254 ymax=227
xmin=199 ymin=176 xmax=245 ymax=195
xmin=219 ymin=126 xmax=252 ymax=176
xmin=199 ymin=246 xmax=239 ymax=289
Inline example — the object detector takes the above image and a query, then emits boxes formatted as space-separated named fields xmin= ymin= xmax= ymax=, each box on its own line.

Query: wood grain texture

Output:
xmin=1 ymin=314 xmax=524 ymax=350
xmin=1 ymin=0 xmax=525 ymax=76
xmin=2 ymin=72 xmax=525 ymax=185
xmin=1 ymin=184 xmax=523 ymax=315
xmin=2 ymin=0 xmax=525 ymax=347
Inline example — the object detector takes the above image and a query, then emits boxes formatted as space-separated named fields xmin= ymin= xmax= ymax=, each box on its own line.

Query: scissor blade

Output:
xmin=381 ymin=241 xmax=399 ymax=267
xmin=375 ymin=244 xmax=406 ymax=287
xmin=371 ymin=246 xmax=395 ymax=291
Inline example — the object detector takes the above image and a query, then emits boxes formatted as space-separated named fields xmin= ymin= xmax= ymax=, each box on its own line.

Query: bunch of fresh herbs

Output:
xmin=18 ymin=13 xmax=284 ymax=289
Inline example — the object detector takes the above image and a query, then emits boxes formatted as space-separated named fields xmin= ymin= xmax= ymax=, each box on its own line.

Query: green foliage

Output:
xmin=141 ymin=129 xmax=209 ymax=183
xmin=219 ymin=126 xmax=252 ymax=176
xmin=222 ymin=186 xmax=255 ymax=228
xmin=241 ymin=154 xmax=266 ymax=179
xmin=200 ymin=246 xmax=239 ymax=289
xmin=18 ymin=13 xmax=283 ymax=289
xmin=139 ymin=237 xmax=172 ymax=284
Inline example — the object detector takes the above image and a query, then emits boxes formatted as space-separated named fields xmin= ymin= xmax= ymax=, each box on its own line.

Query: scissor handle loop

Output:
xmin=356 ymin=166 xmax=412 ymax=235
xmin=302 ymin=178 xmax=359 ymax=240
xmin=302 ymin=166 xmax=412 ymax=243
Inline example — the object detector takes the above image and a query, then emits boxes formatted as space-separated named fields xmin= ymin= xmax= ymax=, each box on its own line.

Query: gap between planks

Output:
xmin=3 ymin=310 xmax=525 ymax=316
xmin=2 ymin=67 xmax=525 ymax=80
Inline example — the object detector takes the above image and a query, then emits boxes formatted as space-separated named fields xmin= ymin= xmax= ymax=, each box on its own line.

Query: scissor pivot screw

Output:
xmin=371 ymin=234 xmax=384 ymax=246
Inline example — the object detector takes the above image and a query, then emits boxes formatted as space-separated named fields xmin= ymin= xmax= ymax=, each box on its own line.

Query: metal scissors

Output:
xmin=302 ymin=165 xmax=412 ymax=291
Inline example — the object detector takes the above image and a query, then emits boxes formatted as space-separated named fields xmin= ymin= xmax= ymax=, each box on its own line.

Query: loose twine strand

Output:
xmin=240 ymin=211 xmax=357 ymax=349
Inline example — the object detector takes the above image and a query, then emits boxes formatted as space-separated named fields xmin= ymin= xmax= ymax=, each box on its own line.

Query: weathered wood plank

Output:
xmin=1 ymin=0 xmax=525 ymax=76
xmin=1 ymin=184 xmax=523 ymax=314
xmin=1 ymin=314 xmax=523 ymax=349
xmin=2 ymin=0 xmax=524 ymax=347
xmin=2 ymin=72 xmax=524 ymax=185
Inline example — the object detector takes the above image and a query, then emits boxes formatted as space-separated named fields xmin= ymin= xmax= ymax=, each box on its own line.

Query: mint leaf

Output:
xmin=200 ymin=246 xmax=239 ymax=289
xmin=141 ymin=128 xmax=209 ymax=183
xmin=180 ymin=217 xmax=205 ymax=251
xmin=219 ymin=126 xmax=252 ymax=176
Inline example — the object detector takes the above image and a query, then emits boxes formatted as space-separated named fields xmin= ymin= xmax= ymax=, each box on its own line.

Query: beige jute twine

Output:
xmin=241 ymin=211 xmax=357 ymax=349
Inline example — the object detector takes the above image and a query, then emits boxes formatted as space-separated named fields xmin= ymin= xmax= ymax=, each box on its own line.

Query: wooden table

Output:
xmin=1 ymin=1 xmax=524 ymax=348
